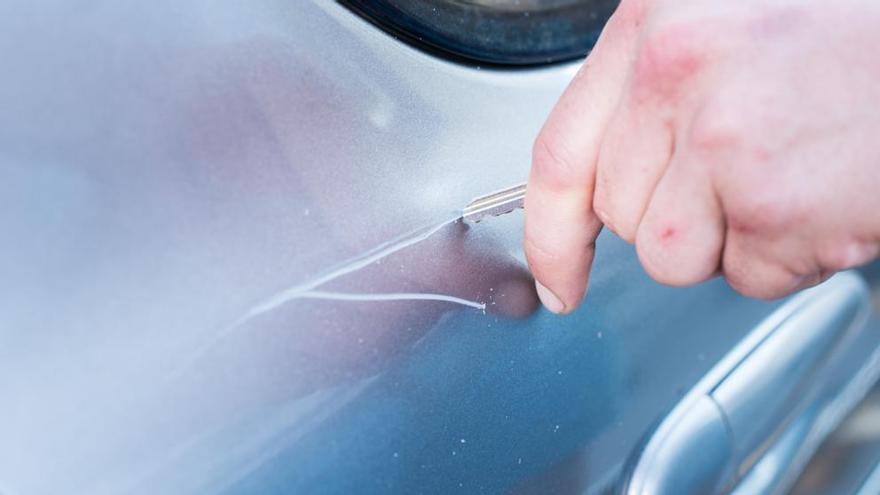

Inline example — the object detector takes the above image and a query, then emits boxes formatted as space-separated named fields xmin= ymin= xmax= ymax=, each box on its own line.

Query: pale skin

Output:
xmin=524 ymin=0 xmax=880 ymax=314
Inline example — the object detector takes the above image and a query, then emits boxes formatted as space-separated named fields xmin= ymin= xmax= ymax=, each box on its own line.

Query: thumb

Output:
xmin=524 ymin=3 xmax=643 ymax=314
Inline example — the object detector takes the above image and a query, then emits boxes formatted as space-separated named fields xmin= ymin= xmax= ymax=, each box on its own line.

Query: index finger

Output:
xmin=524 ymin=5 xmax=642 ymax=314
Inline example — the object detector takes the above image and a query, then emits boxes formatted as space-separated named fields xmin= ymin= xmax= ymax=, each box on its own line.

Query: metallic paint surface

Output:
xmin=0 ymin=1 xmax=789 ymax=494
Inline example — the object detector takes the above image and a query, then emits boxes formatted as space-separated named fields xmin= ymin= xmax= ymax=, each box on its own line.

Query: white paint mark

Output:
xmin=168 ymin=215 xmax=484 ymax=378
xmin=240 ymin=214 xmax=473 ymax=322
xmin=299 ymin=291 xmax=485 ymax=310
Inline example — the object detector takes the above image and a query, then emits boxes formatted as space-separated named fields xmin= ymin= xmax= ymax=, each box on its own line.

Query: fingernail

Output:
xmin=535 ymin=280 xmax=566 ymax=314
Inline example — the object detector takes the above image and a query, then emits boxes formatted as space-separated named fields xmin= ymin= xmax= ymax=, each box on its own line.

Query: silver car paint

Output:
xmin=0 ymin=1 xmax=860 ymax=494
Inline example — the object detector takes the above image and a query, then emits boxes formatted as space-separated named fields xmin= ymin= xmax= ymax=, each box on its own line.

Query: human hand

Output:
xmin=525 ymin=0 xmax=880 ymax=314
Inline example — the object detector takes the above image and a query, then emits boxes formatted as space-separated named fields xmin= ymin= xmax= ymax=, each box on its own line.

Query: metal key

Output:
xmin=462 ymin=182 xmax=527 ymax=223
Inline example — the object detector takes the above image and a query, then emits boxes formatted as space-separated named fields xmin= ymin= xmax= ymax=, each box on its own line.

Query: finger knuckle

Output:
xmin=605 ymin=211 xmax=639 ymax=244
xmin=721 ymin=255 xmax=747 ymax=293
xmin=591 ymin=187 xmax=611 ymax=219
xmin=725 ymin=187 xmax=806 ymax=235
xmin=593 ymin=158 xmax=639 ymax=243
xmin=725 ymin=275 xmax=763 ymax=299
xmin=637 ymin=252 xmax=672 ymax=285
xmin=723 ymin=269 xmax=766 ymax=299
xmin=532 ymin=129 xmax=585 ymax=189
xmin=591 ymin=180 xmax=625 ymax=237
xmin=723 ymin=259 xmax=793 ymax=300
xmin=636 ymin=230 xmax=688 ymax=286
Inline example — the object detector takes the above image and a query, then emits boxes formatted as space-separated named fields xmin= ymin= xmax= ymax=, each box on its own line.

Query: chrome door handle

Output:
xmin=624 ymin=272 xmax=874 ymax=495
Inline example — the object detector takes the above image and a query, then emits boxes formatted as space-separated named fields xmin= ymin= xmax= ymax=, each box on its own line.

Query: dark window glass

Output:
xmin=342 ymin=0 xmax=620 ymax=66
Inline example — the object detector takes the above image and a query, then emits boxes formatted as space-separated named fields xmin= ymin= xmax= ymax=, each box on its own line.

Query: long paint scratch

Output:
xmin=167 ymin=214 xmax=482 ymax=379
xmin=240 ymin=214 xmax=484 ymax=321
xmin=299 ymin=291 xmax=486 ymax=310
xmin=296 ymin=215 xmax=459 ymax=293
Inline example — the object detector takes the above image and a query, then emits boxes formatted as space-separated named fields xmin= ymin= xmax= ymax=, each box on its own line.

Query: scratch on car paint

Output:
xmin=238 ymin=213 xmax=485 ymax=323
xmin=298 ymin=291 xmax=486 ymax=310
xmin=167 ymin=214 xmax=483 ymax=379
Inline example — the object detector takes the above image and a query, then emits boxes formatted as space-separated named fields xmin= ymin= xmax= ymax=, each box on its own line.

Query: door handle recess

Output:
xmin=624 ymin=272 xmax=874 ymax=495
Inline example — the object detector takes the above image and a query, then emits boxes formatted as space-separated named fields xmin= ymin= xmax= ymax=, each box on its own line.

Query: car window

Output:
xmin=342 ymin=0 xmax=620 ymax=65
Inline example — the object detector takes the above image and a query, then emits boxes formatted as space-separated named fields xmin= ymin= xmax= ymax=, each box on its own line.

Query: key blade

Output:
xmin=462 ymin=182 xmax=527 ymax=223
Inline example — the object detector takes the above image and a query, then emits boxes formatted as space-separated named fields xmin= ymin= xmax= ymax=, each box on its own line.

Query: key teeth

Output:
xmin=461 ymin=211 xmax=483 ymax=224
xmin=461 ymin=182 xmax=527 ymax=224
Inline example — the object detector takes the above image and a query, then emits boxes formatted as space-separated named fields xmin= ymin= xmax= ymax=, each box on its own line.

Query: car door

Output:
xmin=1 ymin=1 xmax=878 ymax=494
